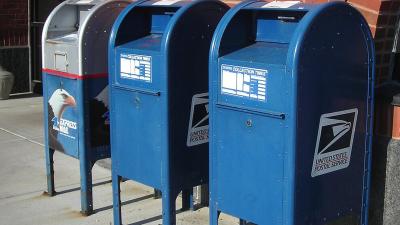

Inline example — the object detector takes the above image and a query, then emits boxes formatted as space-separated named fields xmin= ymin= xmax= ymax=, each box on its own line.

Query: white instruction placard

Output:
xmin=221 ymin=64 xmax=267 ymax=101
xmin=120 ymin=53 xmax=152 ymax=82
xmin=153 ymin=0 xmax=180 ymax=5
xmin=262 ymin=1 xmax=300 ymax=8
xmin=76 ymin=0 xmax=93 ymax=4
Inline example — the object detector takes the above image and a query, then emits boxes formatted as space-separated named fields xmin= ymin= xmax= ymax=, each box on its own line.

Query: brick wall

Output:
xmin=350 ymin=0 xmax=400 ymax=85
xmin=0 ymin=0 xmax=29 ymax=47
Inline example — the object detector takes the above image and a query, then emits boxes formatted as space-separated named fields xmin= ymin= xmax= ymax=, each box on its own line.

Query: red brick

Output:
xmin=376 ymin=54 xmax=383 ymax=65
xmin=377 ymin=14 xmax=390 ymax=26
xmin=348 ymin=0 xmax=381 ymax=11
xmin=375 ymin=40 xmax=385 ymax=52
xmin=388 ymin=15 xmax=399 ymax=27
xmin=358 ymin=7 xmax=380 ymax=25
xmin=0 ymin=0 xmax=28 ymax=47
xmin=379 ymin=0 xmax=400 ymax=13
xmin=375 ymin=27 xmax=387 ymax=39
xmin=381 ymin=66 xmax=390 ymax=78
xmin=387 ymin=27 xmax=396 ymax=38
xmin=392 ymin=1 xmax=400 ymax=12
xmin=384 ymin=40 xmax=395 ymax=51
xmin=383 ymin=53 xmax=392 ymax=64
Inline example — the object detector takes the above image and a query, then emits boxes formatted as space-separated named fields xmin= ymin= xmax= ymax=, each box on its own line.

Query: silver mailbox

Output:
xmin=43 ymin=0 xmax=130 ymax=75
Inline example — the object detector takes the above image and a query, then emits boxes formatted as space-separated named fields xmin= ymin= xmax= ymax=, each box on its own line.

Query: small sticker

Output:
xmin=120 ymin=53 xmax=152 ymax=82
xmin=311 ymin=108 xmax=358 ymax=177
xmin=262 ymin=1 xmax=300 ymax=8
xmin=221 ymin=64 xmax=267 ymax=101
xmin=153 ymin=0 xmax=180 ymax=6
xmin=187 ymin=93 xmax=209 ymax=147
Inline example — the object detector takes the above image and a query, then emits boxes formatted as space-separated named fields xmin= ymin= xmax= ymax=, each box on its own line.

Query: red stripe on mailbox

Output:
xmin=42 ymin=68 xmax=108 ymax=80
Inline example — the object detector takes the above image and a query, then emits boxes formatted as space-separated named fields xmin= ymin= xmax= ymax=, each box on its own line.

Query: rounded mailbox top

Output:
xmin=42 ymin=0 xmax=132 ymax=75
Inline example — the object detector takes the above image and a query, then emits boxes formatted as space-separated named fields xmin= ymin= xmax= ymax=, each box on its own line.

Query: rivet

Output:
xmin=246 ymin=119 xmax=252 ymax=127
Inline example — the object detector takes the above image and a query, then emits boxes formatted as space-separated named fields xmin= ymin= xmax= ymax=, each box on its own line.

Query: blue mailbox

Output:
xmin=42 ymin=0 xmax=131 ymax=215
xmin=108 ymin=0 xmax=228 ymax=224
xmin=209 ymin=1 xmax=374 ymax=225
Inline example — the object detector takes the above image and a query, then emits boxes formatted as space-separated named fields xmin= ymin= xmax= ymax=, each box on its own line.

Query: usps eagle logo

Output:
xmin=311 ymin=108 xmax=358 ymax=177
xmin=187 ymin=93 xmax=209 ymax=147
xmin=48 ymin=88 xmax=77 ymax=152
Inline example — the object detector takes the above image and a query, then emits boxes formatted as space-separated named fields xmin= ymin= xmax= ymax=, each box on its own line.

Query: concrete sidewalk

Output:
xmin=0 ymin=96 xmax=235 ymax=225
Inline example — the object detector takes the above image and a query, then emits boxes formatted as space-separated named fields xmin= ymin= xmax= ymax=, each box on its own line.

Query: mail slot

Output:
xmin=108 ymin=0 xmax=228 ymax=224
xmin=42 ymin=0 xmax=130 ymax=215
xmin=209 ymin=1 xmax=374 ymax=225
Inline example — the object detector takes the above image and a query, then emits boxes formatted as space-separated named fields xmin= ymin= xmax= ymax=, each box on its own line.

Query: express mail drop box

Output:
xmin=42 ymin=0 xmax=130 ymax=215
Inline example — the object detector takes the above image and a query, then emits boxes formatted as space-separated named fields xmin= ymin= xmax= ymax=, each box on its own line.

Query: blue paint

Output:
xmin=209 ymin=1 xmax=374 ymax=225
xmin=43 ymin=73 xmax=110 ymax=214
xmin=108 ymin=1 xmax=228 ymax=224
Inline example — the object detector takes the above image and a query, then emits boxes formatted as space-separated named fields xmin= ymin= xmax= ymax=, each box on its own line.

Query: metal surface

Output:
xmin=41 ymin=0 xmax=130 ymax=215
xmin=209 ymin=1 xmax=374 ymax=225
xmin=108 ymin=0 xmax=228 ymax=224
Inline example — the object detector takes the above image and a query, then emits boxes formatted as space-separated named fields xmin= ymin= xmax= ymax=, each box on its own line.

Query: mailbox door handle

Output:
xmin=216 ymin=102 xmax=285 ymax=119
xmin=112 ymin=84 xmax=161 ymax=96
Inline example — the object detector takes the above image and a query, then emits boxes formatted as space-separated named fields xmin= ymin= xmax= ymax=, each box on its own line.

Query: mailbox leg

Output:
xmin=162 ymin=190 xmax=176 ymax=225
xmin=45 ymin=147 xmax=56 ymax=196
xmin=239 ymin=219 xmax=247 ymax=225
xmin=181 ymin=188 xmax=194 ymax=211
xmin=154 ymin=188 xmax=162 ymax=199
xmin=210 ymin=205 xmax=219 ymax=225
xmin=80 ymin=160 xmax=93 ymax=216
xmin=112 ymin=174 xmax=122 ymax=225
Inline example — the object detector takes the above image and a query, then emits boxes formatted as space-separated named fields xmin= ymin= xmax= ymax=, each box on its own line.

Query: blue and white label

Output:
xmin=221 ymin=64 xmax=267 ymax=101
xmin=262 ymin=1 xmax=300 ymax=8
xmin=120 ymin=53 xmax=152 ymax=82
xmin=52 ymin=118 xmax=77 ymax=139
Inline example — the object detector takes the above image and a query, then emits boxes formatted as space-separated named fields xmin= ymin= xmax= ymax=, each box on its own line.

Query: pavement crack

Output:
xmin=0 ymin=127 xmax=44 ymax=147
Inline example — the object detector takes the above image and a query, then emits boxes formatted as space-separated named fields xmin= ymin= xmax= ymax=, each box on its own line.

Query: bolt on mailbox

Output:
xmin=42 ymin=0 xmax=131 ymax=215
xmin=108 ymin=0 xmax=228 ymax=224
xmin=209 ymin=1 xmax=374 ymax=225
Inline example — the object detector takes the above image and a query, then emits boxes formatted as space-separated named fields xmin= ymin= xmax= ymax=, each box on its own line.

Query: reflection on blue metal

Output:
xmin=209 ymin=1 xmax=374 ymax=225
xmin=41 ymin=0 xmax=130 ymax=215
xmin=108 ymin=0 xmax=228 ymax=224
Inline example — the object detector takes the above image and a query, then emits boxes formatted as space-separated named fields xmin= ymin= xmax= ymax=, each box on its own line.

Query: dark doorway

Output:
xmin=30 ymin=0 xmax=63 ymax=94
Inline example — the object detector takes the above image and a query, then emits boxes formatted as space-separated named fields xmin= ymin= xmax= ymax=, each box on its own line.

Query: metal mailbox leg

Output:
xmin=45 ymin=147 xmax=56 ymax=196
xmin=80 ymin=160 xmax=93 ymax=216
xmin=154 ymin=188 xmax=162 ymax=199
xmin=112 ymin=174 xmax=122 ymax=225
xmin=162 ymin=190 xmax=177 ymax=225
xmin=181 ymin=188 xmax=194 ymax=211
xmin=210 ymin=204 xmax=219 ymax=225
xmin=239 ymin=219 xmax=247 ymax=225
